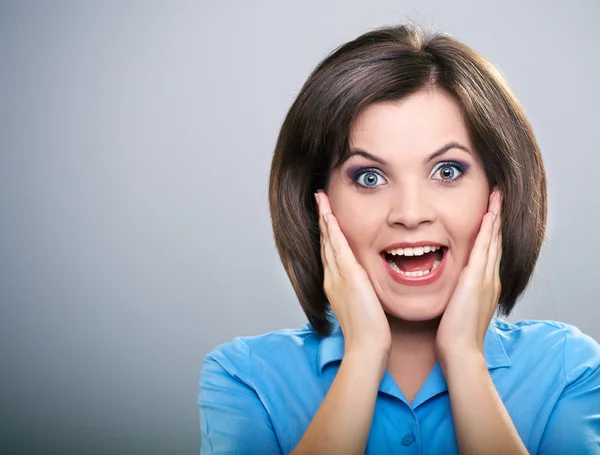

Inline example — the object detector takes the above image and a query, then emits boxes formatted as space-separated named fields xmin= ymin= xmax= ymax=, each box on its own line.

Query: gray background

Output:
xmin=1 ymin=1 xmax=598 ymax=454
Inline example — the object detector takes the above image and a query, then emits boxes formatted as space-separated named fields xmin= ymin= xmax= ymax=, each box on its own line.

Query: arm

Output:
xmin=437 ymin=190 xmax=527 ymax=454
xmin=441 ymin=350 xmax=528 ymax=455
xmin=291 ymin=349 xmax=388 ymax=455
xmin=291 ymin=192 xmax=392 ymax=455
xmin=199 ymin=345 xmax=282 ymax=455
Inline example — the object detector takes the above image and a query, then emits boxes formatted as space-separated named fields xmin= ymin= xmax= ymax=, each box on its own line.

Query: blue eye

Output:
xmin=354 ymin=169 xmax=386 ymax=188
xmin=431 ymin=162 xmax=466 ymax=183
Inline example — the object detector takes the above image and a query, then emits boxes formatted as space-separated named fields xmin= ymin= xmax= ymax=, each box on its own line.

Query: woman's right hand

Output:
xmin=316 ymin=191 xmax=391 ymax=357
xmin=288 ymin=191 xmax=390 ymax=455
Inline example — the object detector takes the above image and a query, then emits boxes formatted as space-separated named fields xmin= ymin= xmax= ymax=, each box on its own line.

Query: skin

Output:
xmin=324 ymin=88 xmax=494 ymax=399
xmin=291 ymin=89 xmax=528 ymax=454
xmin=325 ymin=88 xmax=490 ymax=326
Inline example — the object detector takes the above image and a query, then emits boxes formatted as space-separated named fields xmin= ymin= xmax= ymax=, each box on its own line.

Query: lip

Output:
xmin=381 ymin=247 xmax=448 ymax=286
xmin=382 ymin=241 xmax=446 ymax=252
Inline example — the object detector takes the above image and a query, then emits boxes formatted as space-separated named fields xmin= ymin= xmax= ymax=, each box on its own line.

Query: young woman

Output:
xmin=199 ymin=25 xmax=600 ymax=454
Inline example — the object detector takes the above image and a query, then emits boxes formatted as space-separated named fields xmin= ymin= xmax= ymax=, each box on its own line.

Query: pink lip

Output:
xmin=381 ymin=247 xmax=448 ymax=286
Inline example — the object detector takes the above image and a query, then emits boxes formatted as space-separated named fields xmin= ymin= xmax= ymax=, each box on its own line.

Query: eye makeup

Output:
xmin=345 ymin=159 xmax=471 ymax=190
xmin=430 ymin=160 xmax=470 ymax=183
xmin=346 ymin=165 xmax=388 ymax=189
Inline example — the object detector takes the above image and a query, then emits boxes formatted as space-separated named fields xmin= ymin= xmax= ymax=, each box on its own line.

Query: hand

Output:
xmin=316 ymin=191 xmax=391 ymax=356
xmin=436 ymin=189 xmax=503 ymax=361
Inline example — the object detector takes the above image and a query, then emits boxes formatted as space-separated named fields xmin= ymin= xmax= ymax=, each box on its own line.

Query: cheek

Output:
xmin=440 ymin=194 xmax=488 ymax=259
xmin=328 ymin=192 xmax=382 ymax=258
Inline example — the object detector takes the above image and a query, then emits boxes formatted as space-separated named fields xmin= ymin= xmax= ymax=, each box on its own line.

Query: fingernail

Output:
xmin=314 ymin=192 xmax=319 ymax=206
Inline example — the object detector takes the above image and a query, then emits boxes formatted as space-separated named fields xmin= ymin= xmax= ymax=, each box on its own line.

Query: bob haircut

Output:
xmin=269 ymin=24 xmax=547 ymax=336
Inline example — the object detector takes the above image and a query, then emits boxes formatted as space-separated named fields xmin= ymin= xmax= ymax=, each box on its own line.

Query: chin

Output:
xmin=381 ymin=295 xmax=449 ymax=323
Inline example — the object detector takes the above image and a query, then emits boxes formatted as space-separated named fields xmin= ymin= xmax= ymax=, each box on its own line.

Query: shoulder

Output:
xmin=493 ymin=318 xmax=600 ymax=380
xmin=202 ymin=323 xmax=322 ymax=386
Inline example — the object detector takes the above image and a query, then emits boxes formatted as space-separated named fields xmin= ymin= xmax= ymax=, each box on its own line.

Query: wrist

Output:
xmin=343 ymin=345 xmax=390 ymax=376
xmin=438 ymin=347 xmax=487 ymax=376
xmin=344 ymin=333 xmax=391 ymax=358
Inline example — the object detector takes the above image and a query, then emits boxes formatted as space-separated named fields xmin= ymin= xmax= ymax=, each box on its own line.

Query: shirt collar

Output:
xmin=317 ymin=317 xmax=511 ymax=375
xmin=483 ymin=318 xmax=512 ymax=369
xmin=317 ymin=319 xmax=345 ymax=374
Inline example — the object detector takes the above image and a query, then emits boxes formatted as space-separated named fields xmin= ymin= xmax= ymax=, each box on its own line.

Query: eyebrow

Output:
xmin=346 ymin=141 xmax=473 ymax=166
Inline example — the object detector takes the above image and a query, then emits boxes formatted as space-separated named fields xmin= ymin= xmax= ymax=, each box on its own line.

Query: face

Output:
xmin=325 ymin=89 xmax=490 ymax=322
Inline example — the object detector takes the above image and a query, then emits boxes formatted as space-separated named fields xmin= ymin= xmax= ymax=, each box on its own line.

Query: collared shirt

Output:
xmin=199 ymin=318 xmax=600 ymax=454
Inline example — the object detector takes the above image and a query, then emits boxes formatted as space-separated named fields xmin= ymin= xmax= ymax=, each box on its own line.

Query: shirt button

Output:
xmin=401 ymin=433 xmax=415 ymax=446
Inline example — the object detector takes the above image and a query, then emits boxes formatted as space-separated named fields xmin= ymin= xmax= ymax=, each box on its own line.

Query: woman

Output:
xmin=199 ymin=25 xmax=600 ymax=454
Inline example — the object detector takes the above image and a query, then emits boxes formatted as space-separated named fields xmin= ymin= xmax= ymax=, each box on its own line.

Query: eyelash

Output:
xmin=431 ymin=161 xmax=467 ymax=183
xmin=351 ymin=161 xmax=468 ymax=190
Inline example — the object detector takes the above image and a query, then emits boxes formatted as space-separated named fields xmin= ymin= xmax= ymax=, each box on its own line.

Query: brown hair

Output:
xmin=269 ymin=24 xmax=547 ymax=336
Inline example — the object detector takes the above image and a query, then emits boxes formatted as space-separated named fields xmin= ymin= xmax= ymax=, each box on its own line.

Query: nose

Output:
xmin=386 ymin=180 xmax=436 ymax=229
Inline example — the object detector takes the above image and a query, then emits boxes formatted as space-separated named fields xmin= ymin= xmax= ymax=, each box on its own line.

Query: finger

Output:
xmin=472 ymin=189 xmax=501 ymax=267
xmin=318 ymin=191 xmax=358 ymax=273
xmin=316 ymin=192 xmax=334 ymax=268
xmin=317 ymin=192 xmax=344 ymax=277
xmin=486 ymin=191 xmax=503 ymax=306
xmin=488 ymin=188 xmax=501 ymax=213
xmin=494 ymin=230 xmax=503 ymax=300
xmin=319 ymin=208 xmax=328 ymax=266
xmin=467 ymin=210 xmax=496 ymax=273
xmin=316 ymin=189 xmax=332 ymax=216
xmin=485 ymin=197 xmax=502 ymax=280
xmin=485 ymin=213 xmax=502 ymax=296
xmin=487 ymin=190 xmax=503 ymax=272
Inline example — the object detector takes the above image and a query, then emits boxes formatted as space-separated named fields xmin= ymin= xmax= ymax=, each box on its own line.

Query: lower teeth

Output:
xmin=387 ymin=258 xmax=441 ymax=277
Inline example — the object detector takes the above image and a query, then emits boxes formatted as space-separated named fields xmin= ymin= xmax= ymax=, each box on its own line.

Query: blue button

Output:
xmin=401 ymin=432 xmax=414 ymax=446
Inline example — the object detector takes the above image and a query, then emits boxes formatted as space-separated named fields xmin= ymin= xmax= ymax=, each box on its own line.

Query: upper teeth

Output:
xmin=386 ymin=245 xmax=441 ymax=256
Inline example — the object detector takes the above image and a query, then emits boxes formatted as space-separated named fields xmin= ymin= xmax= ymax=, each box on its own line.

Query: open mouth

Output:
xmin=381 ymin=246 xmax=447 ymax=278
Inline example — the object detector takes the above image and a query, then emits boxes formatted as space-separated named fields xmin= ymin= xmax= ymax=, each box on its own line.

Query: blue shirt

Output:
xmin=199 ymin=318 xmax=600 ymax=454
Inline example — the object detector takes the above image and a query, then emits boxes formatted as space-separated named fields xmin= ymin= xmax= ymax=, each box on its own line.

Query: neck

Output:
xmin=387 ymin=314 xmax=441 ymax=364
xmin=384 ymin=315 xmax=441 ymax=404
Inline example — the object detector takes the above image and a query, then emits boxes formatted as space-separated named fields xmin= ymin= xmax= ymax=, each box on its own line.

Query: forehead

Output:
xmin=348 ymin=89 xmax=472 ymax=159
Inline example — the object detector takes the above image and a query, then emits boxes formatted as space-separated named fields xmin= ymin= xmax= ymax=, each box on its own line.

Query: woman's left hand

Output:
xmin=436 ymin=189 xmax=503 ymax=361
